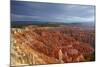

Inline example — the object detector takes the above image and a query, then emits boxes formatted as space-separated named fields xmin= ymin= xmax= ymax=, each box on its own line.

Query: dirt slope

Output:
xmin=11 ymin=26 xmax=95 ymax=66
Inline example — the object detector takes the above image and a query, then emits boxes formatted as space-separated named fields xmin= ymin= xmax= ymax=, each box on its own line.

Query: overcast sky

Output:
xmin=11 ymin=0 xmax=95 ymax=23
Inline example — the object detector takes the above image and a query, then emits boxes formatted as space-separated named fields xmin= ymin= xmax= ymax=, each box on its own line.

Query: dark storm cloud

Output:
xmin=11 ymin=1 xmax=95 ymax=23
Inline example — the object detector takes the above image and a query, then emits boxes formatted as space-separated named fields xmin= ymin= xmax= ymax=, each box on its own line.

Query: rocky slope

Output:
xmin=11 ymin=25 xmax=95 ymax=66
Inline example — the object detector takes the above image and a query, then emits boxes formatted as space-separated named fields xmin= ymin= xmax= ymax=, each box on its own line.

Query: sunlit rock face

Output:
xmin=11 ymin=25 xmax=95 ymax=66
